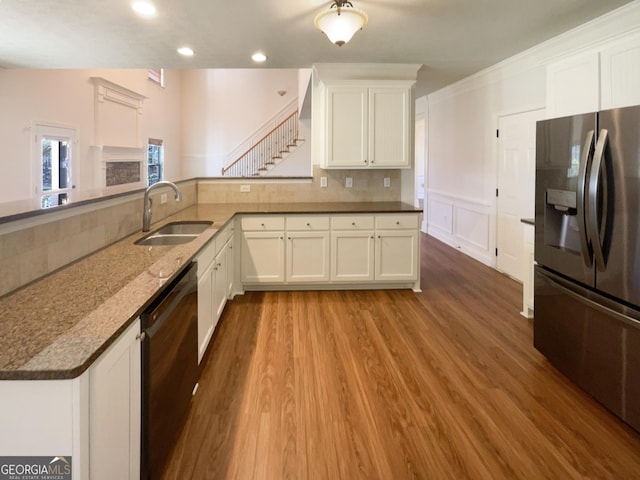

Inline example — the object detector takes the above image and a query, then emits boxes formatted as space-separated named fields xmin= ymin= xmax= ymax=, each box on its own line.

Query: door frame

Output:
xmin=492 ymin=106 xmax=545 ymax=273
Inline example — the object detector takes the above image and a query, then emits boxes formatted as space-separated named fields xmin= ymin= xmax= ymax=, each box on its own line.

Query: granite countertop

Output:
xmin=0 ymin=201 xmax=421 ymax=380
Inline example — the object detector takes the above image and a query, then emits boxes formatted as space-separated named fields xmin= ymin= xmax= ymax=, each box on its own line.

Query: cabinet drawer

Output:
xmin=287 ymin=215 xmax=330 ymax=231
xmin=375 ymin=214 xmax=419 ymax=230
xmin=331 ymin=215 xmax=374 ymax=230
xmin=241 ymin=216 xmax=285 ymax=231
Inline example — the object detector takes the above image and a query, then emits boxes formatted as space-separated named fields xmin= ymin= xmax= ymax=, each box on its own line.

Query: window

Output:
xmin=147 ymin=138 xmax=164 ymax=186
xmin=34 ymin=124 xmax=76 ymax=209
xmin=148 ymin=69 xmax=164 ymax=87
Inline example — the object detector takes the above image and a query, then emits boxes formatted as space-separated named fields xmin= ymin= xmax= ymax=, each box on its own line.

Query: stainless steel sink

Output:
xmin=135 ymin=221 xmax=213 ymax=246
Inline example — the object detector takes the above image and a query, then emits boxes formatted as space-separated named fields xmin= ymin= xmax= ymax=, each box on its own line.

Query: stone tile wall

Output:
xmin=0 ymin=180 xmax=197 ymax=297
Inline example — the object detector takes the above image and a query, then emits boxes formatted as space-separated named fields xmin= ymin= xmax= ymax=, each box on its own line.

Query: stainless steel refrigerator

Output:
xmin=534 ymin=105 xmax=640 ymax=432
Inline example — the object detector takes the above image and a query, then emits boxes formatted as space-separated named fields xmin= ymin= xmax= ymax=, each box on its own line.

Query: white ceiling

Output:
xmin=0 ymin=0 xmax=634 ymax=93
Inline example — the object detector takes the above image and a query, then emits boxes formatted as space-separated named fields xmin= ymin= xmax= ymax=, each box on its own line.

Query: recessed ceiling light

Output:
xmin=177 ymin=47 xmax=195 ymax=57
xmin=131 ymin=0 xmax=157 ymax=18
xmin=252 ymin=52 xmax=267 ymax=63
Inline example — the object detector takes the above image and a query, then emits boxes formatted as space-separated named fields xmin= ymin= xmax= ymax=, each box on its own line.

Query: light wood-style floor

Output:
xmin=162 ymin=233 xmax=640 ymax=479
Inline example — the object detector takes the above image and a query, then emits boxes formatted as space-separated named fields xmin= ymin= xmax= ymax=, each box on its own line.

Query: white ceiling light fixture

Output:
xmin=177 ymin=46 xmax=194 ymax=56
xmin=131 ymin=0 xmax=157 ymax=18
xmin=251 ymin=52 xmax=267 ymax=63
xmin=314 ymin=0 xmax=368 ymax=47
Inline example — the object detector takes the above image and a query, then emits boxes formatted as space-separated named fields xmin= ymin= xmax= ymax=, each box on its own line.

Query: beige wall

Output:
xmin=0 ymin=68 xmax=183 ymax=217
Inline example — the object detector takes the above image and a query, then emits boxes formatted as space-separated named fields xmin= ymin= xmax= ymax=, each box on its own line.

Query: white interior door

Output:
xmin=497 ymin=109 xmax=544 ymax=281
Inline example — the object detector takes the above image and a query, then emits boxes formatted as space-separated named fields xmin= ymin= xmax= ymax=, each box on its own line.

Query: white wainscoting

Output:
xmin=426 ymin=190 xmax=494 ymax=267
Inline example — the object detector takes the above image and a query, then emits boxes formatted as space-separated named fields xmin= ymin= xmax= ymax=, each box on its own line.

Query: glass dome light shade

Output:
xmin=314 ymin=5 xmax=368 ymax=46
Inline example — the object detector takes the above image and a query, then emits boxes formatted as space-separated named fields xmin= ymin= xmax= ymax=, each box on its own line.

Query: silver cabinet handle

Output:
xmin=136 ymin=332 xmax=147 ymax=341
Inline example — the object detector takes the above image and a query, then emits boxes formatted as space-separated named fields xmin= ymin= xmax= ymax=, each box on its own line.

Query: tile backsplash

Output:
xmin=198 ymin=165 xmax=401 ymax=203
xmin=0 ymin=181 xmax=197 ymax=297
xmin=0 ymin=168 xmax=402 ymax=297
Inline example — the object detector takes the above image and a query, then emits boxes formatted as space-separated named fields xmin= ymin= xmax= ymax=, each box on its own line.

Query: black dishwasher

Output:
xmin=141 ymin=262 xmax=198 ymax=480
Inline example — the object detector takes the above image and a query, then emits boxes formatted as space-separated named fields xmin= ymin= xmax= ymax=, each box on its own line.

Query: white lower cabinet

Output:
xmin=330 ymin=214 xmax=375 ymax=282
xmin=241 ymin=213 xmax=420 ymax=289
xmin=241 ymin=231 xmax=285 ymax=283
xmin=197 ymin=225 xmax=235 ymax=363
xmin=0 ymin=320 xmax=142 ymax=479
xmin=375 ymin=229 xmax=419 ymax=281
xmin=287 ymin=230 xmax=330 ymax=282
xmin=213 ymin=240 xmax=230 ymax=319
xmin=89 ymin=318 xmax=141 ymax=480
xmin=331 ymin=230 xmax=375 ymax=281
xmin=286 ymin=215 xmax=331 ymax=283
xmin=197 ymin=247 xmax=215 ymax=363
xmin=240 ymin=216 xmax=286 ymax=284
xmin=374 ymin=214 xmax=420 ymax=282
xmin=522 ymin=222 xmax=535 ymax=318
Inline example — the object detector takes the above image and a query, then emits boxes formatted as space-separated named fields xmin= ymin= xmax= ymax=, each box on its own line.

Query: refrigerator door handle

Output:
xmin=588 ymin=128 xmax=609 ymax=271
xmin=577 ymin=129 xmax=594 ymax=267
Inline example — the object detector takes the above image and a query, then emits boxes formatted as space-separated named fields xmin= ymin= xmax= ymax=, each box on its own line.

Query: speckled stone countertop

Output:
xmin=0 ymin=202 xmax=421 ymax=380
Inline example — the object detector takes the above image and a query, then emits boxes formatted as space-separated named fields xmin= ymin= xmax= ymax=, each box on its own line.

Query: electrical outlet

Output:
xmin=345 ymin=177 xmax=353 ymax=188
xmin=240 ymin=184 xmax=251 ymax=193
xmin=384 ymin=177 xmax=391 ymax=188
xmin=160 ymin=193 xmax=167 ymax=204
xmin=320 ymin=176 xmax=328 ymax=188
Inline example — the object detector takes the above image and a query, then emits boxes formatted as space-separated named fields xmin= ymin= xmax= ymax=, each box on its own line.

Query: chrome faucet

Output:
xmin=142 ymin=181 xmax=183 ymax=232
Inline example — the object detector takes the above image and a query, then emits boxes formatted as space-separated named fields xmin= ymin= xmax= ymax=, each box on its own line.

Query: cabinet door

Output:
xmin=331 ymin=230 xmax=375 ymax=282
xmin=368 ymin=87 xmax=411 ymax=168
xmin=213 ymin=242 xmax=229 ymax=320
xmin=197 ymin=260 xmax=214 ymax=363
xmin=375 ymin=230 xmax=419 ymax=281
xmin=241 ymin=231 xmax=285 ymax=283
xmin=325 ymin=85 xmax=368 ymax=168
xmin=226 ymin=237 xmax=234 ymax=297
xmin=522 ymin=224 xmax=535 ymax=318
xmin=286 ymin=231 xmax=330 ymax=282
xmin=546 ymin=52 xmax=600 ymax=118
xmin=89 ymin=319 xmax=141 ymax=480
xmin=601 ymin=36 xmax=640 ymax=109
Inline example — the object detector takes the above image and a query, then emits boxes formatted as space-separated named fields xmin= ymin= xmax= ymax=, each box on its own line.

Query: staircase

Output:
xmin=221 ymin=109 xmax=305 ymax=177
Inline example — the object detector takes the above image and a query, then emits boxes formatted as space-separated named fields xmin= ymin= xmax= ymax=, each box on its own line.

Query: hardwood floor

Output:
xmin=161 ymin=233 xmax=640 ymax=479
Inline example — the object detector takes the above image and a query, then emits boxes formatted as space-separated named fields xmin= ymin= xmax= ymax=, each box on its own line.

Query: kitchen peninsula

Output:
xmin=0 ymin=200 xmax=421 ymax=479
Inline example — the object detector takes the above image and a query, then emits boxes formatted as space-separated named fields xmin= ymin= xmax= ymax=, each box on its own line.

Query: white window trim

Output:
xmin=32 ymin=122 xmax=78 ymax=209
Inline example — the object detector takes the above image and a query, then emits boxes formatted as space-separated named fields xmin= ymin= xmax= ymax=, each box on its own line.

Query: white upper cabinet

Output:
xmin=311 ymin=64 xmax=419 ymax=170
xmin=368 ymin=87 xmax=411 ymax=168
xmin=546 ymin=52 xmax=600 ymax=118
xmin=325 ymin=85 xmax=368 ymax=167
xmin=322 ymin=82 xmax=412 ymax=169
xmin=601 ymin=34 xmax=640 ymax=110
xmin=546 ymin=33 xmax=640 ymax=118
